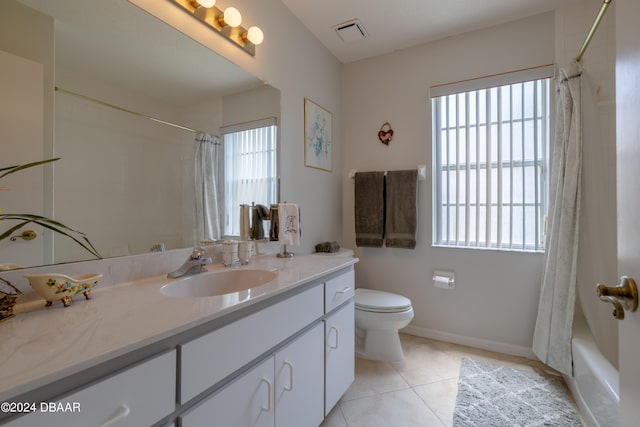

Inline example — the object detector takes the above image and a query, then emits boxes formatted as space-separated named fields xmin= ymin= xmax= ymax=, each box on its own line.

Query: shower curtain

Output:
xmin=194 ymin=133 xmax=223 ymax=242
xmin=532 ymin=63 xmax=583 ymax=376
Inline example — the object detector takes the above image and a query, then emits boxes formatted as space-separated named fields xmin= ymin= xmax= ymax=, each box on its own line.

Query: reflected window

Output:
xmin=222 ymin=118 xmax=278 ymax=236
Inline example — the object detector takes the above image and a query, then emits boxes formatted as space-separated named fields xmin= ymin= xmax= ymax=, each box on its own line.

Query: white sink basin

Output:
xmin=160 ymin=269 xmax=277 ymax=298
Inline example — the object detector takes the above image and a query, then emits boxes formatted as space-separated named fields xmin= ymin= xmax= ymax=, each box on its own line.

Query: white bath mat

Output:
xmin=453 ymin=357 xmax=583 ymax=426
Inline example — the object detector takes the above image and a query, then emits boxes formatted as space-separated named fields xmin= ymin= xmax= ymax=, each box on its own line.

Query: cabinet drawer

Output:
xmin=4 ymin=350 xmax=176 ymax=427
xmin=180 ymin=356 xmax=275 ymax=427
xmin=180 ymin=284 xmax=324 ymax=404
xmin=324 ymin=269 xmax=354 ymax=313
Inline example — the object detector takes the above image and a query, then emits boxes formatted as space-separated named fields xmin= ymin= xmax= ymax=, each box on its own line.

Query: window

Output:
xmin=431 ymin=66 xmax=552 ymax=252
xmin=222 ymin=118 xmax=278 ymax=236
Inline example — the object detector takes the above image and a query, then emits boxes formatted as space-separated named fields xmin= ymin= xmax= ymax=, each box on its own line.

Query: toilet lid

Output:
xmin=355 ymin=288 xmax=412 ymax=313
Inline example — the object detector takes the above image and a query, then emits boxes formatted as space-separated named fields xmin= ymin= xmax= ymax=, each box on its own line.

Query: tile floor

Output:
xmin=321 ymin=333 xmax=572 ymax=427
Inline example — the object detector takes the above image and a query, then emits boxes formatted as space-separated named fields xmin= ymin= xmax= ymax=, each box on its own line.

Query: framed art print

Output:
xmin=304 ymin=98 xmax=332 ymax=172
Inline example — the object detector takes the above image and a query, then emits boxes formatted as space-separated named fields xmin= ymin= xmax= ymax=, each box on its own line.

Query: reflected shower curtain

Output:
xmin=194 ymin=133 xmax=223 ymax=242
xmin=532 ymin=63 xmax=583 ymax=376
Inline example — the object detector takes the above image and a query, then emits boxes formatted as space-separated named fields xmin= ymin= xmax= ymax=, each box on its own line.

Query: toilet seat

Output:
xmin=355 ymin=288 xmax=412 ymax=313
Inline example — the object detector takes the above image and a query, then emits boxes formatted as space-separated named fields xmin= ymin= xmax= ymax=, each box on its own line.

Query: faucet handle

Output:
xmin=191 ymin=247 xmax=206 ymax=260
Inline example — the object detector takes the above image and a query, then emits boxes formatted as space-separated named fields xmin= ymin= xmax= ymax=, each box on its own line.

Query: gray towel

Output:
xmin=269 ymin=204 xmax=279 ymax=241
xmin=385 ymin=169 xmax=418 ymax=249
xmin=315 ymin=241 xmax=341 ymax=253
xmin=355 ymin=171 xmax=385 ymax=247
xmin=250 ymin=204 xmax=269 ymax=240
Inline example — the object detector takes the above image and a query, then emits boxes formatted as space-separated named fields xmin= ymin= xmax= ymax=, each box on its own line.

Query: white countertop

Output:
xmin=0 ymin=254 xmax=357 ymax=402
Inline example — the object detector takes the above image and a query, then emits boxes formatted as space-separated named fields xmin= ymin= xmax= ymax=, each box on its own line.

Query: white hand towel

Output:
xmin=239 ymin=204 xmax=250 ymax=241
xmin=278 ymin=203 xmax=300 ymax=247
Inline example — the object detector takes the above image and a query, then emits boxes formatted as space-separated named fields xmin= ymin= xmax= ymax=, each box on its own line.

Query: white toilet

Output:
xmin=313 ymin=247 xmax=414 ymax=361
xmin=355 ymin=288 xmax=414 ymax=361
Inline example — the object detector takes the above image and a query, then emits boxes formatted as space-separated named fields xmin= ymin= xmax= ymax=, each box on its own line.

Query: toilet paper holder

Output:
xmin=433 ymin=270 xmax=455 ymax=289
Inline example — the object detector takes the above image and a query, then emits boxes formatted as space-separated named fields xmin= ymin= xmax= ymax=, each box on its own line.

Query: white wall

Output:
xmin=342 ymin=13 xmax=555 ymax=356
xmin=54 ymin=67 xmax=219 ymax=261
xmin=130 ymin=0 xmax=344 ymax=255
xmin=0 ymin=0 xmax=55 ymax=264
xmin=342 ymin=2 xmax=618 ymax=360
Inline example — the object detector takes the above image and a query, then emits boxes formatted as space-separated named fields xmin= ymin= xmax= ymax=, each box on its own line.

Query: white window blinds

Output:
xmin=431 ymin=65 xmax=553 ymax=252
xmin=222 ymin=118 xmax=278 ymax=236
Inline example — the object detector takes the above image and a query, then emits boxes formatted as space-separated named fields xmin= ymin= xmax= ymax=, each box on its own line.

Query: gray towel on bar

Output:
xmin=250 ymin=204 xmax=269 ymax=240
xmin=385 ymin=169 xmax=418 ymax=249
xmin=355 ymin=171 xmax=385 ymax=247
xmin=269 ymin=204 xmax=279 ymax=241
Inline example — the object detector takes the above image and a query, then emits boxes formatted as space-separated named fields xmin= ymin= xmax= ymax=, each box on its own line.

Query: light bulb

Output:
xmin=190 ymin=0 xmax=215 ymax=8
xmin=244 ymin=26 xmax=264 ymax=45
xmin=222 ymin=7 xmax=242 ymax=28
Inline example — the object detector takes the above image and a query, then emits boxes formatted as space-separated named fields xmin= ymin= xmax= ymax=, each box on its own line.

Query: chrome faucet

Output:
xmin=167 ymin=247 xmax=212 ymax=278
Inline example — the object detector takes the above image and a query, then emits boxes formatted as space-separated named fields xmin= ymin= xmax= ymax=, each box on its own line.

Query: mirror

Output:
xmin=0 ymin=0 xmax=280 ymax=269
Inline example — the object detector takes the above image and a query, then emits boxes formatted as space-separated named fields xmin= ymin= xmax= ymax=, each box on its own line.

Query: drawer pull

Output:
xmin=260 ymin=378 xmax=272 ymax=412
xmin=283 ymin=361 xmax=294 ymax=392
xmin=335 ymin=286 xmax=351 ymax=295
xmin=99 ymin=404 xmax=130 ymax=427
xmin=329 ymin=326 xmax=339 ymax=349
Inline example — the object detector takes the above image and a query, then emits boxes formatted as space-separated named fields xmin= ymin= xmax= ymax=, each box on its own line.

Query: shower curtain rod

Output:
xmin=574 ymin=0 xmax=612 ymax=63
xmin=54 ymin=86 xmax=205 ymax=135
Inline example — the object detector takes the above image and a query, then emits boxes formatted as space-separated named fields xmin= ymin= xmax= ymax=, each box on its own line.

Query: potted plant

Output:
xmin=0 ymin=158 xmax=101 ymax=259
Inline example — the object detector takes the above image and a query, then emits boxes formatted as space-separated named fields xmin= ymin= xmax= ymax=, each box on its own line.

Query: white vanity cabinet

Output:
xmin=4 ymin=350 xmax=176 ymax=427
xmin=179 ymin=284 xmax=324 ymax=404
xmin=179 ymin=267 xmax=354 ymax=426
xmin=1 ymin=263 xmax=356 ymax=427
xmin=181 ymin=322 xmax=325 ymax=427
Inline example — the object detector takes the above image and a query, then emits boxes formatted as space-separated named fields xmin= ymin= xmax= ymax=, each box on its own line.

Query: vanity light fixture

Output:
xmin=171 ymin=0 xmax=263 ymax=56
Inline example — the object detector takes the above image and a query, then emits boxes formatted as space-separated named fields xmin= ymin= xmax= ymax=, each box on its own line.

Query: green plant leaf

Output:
xmin=0 ymin=214 xmax=101 ymax=259
xmin=1 ymin=158 xmax=101 ymax=260
xmin=0 ymin=158 xmax=60 ymax=181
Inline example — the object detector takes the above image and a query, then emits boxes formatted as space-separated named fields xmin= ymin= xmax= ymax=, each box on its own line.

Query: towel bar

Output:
xmin=348 ymin=165 xmax=426 ymax=181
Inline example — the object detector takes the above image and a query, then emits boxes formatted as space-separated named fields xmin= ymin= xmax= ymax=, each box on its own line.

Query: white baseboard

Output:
xmin=401 ymin=325 xmax=536 ymax=360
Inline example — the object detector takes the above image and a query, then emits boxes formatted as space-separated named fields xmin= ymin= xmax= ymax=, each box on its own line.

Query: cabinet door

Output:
xmin=180 ymin=357 xmax=275 ymax=427
xmin=325 ymin=300 xmax=355 ymax=415
xmin=275 ymin=323 xmax=324 ymax=427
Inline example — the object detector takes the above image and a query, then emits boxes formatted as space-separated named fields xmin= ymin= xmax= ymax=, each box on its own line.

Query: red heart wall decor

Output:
xmin=378 ymin=122 xmax=394 ymax=145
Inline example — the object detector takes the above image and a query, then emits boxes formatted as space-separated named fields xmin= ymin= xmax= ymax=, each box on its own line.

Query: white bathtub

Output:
xmin=564 ymin=318 xmax=619 ymax=427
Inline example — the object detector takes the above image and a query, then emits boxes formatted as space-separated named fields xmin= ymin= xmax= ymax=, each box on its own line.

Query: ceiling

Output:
xmin=280 ymin=0 xmax=584 ymax=63
xmin=13 ymin=0 xmax=589 ymax=102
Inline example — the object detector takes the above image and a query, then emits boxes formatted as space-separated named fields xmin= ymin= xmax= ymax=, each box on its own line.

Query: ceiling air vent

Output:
xmin=333 ymin=19 xmax=368 ymax=43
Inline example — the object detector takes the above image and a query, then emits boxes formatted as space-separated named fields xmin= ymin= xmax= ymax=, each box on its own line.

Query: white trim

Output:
xmin=220 ymin=117 xmax=277 ymax=135
xmin=429 ymin=64 xmax=555 ymax=98
xmin=401 ymin=324 xmax=537 ymax=360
